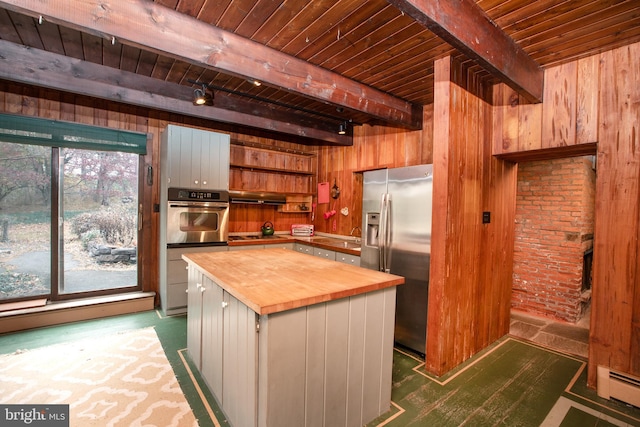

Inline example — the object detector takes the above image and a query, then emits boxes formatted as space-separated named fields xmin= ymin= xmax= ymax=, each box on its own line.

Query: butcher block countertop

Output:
xmin=183 ymin=248 xmax=404 ymax=315
xmin=227 ymin=233 xmax=362 ymax=256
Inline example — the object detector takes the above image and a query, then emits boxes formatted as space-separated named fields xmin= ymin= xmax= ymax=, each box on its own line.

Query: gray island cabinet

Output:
xmin=183 ymin=248 xmax=404 ymax=427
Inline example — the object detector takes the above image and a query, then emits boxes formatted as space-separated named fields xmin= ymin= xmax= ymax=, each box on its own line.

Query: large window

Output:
xmin=0 ymin=115 xmax=147 ymax=305
xmin=0 ymin=143 xmax=51 ymax=301
xmin=58 ymin=147 xmax=139 ymax=297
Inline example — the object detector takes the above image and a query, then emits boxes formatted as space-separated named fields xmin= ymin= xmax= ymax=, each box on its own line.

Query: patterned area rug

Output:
xmin=0 ymin=327 xmax=197 ymax=426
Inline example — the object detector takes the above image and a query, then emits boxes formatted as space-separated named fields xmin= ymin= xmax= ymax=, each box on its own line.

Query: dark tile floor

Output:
xmin=509 ymin=308 xmax=590 ymax=359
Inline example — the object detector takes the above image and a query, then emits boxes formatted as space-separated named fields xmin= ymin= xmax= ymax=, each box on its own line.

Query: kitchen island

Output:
xmin=183 ymin=248 xmax=404 ymax=427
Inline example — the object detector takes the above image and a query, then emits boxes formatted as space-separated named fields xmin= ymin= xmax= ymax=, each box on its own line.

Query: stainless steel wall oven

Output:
xmin=166 ymin=188 xmax=229 ymax=247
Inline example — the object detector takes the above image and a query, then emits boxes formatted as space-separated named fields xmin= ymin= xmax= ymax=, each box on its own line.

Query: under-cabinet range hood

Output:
xmin=229 ymin=190 xmax=287 ymax=205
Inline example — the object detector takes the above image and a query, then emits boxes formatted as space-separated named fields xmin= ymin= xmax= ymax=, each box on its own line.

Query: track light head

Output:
xmin=193 ymin=85 xmax=213 ymax=106
xmin=338 ymin=122 xmax=347 ymax=135
xmin=194 ymin=88 xmax=207 ymax=105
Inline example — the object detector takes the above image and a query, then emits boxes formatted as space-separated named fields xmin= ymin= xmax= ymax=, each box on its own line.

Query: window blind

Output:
xmin=0 ymin=114 xmax=147 ymax=154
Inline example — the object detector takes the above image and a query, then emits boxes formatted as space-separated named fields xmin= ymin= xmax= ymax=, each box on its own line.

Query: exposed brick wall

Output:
xmin=512 ymin=157 xmax=596 ymax=323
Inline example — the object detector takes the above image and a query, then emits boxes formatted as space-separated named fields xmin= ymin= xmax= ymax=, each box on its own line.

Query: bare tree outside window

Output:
xmin=0 ymin=142 xmax=139 ymax=303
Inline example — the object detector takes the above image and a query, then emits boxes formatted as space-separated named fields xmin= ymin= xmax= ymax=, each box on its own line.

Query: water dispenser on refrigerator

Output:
xmin=365 ymin=212 xmax=380 ymax=247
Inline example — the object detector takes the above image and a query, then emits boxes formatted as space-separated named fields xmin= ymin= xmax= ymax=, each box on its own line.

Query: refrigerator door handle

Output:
xmin=379 ymin=193 xmax=386 ymax=272
xmin=379 ymin=193 xmax=392 ymax=273
xmin=384 ymin=195 xmax=392 ymax=273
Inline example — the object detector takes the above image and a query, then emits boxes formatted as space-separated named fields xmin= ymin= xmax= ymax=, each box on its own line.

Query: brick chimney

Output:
xmin=512 ymin=157 xmax=596 ymax=323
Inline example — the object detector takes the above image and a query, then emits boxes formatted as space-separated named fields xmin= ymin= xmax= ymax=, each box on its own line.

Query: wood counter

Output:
xmin=184 ymin=248 xmax=403 ymax=427
xmin=183 ymin=248 xmax=404 ymax=315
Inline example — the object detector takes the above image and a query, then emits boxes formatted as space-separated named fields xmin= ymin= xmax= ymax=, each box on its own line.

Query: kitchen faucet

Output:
xmin=350 ymin=226 xmax=361 ymax=243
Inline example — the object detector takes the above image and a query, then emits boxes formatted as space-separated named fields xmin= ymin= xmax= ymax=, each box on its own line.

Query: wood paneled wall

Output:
xmin=226 ymin=137 xmax=318 ymax=234
xmin=228 ymin=205 xmax=312 ymax=234
xmin=426 ymin=56 xmax=516 ymax=376
xmin=314 ymin=108 xmax=433 ymax=237
xmin=493 ymin=56 xmax=599 ymax=160
xmin=492 ymin=42 xmax=640 ymax=387
xmin=590 ymin=43 xmax=640 ymax=385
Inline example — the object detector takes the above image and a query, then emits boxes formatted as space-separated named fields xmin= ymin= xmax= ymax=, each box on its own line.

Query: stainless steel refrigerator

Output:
xmin=361 ymin=165 xmax=432 ymax=355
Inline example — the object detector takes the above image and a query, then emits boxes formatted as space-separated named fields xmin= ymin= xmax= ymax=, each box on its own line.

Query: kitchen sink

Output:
xmin=319 ymin=239 xmax=361 ymax=251
xmin=340 ymin=241 xmax=361 ymax=249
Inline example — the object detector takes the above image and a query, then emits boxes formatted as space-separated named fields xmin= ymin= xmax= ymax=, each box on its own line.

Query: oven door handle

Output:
xmin=168 ymin=202 xmax=229 ymax=209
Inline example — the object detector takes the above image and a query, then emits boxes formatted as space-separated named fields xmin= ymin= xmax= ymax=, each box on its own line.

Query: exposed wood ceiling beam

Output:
xmin=0 ymin=0 xmax=422 ymax=129
xmin=0 ymin=40 xmax=353 ymax=146
xmin=387 ymin=0 xmax=544 ymax=103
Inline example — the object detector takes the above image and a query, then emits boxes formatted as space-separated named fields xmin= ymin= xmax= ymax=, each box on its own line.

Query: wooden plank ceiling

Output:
xmin=0 ymin=0 xmax=639 ymax=145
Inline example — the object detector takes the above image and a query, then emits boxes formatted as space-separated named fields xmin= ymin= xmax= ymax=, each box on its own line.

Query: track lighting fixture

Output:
xmin=193 ymin=84 xmax=213 ymax=106
xmin=338 ymin=122 xmax=347 ymax=135
xmin=187 ymin=80 xmax=357 ymax=130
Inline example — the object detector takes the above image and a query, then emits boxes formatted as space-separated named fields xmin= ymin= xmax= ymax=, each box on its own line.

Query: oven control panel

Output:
xmin=168 ymin=187 xmax=229 ymax=202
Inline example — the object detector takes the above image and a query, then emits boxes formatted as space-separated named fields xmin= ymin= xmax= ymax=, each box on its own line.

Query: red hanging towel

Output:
xmin=318 ymin=182 xmax=330 ymax=204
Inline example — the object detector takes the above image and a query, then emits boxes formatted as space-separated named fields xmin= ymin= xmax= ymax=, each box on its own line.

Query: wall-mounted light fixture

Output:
xmin=248 ymin=79 xmax=262 ymax=87
xmin=193 ymin=84 xmax=213 ymax=106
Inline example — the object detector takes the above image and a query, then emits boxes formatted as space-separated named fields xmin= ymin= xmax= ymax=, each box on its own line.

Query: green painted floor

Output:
xmin=366 ymin=340 xmax=639 ymax=427
xmin=0 ymin=310 xmax=638 ymax=427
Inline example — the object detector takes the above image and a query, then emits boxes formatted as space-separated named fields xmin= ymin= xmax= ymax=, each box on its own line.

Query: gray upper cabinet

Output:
xmin=162 ymin=124 xmax=230 ymax=190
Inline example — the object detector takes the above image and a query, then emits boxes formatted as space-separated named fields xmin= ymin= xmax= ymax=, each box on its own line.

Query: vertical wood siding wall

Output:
xmin=592 ymin=43 xmax=640 ymax=384
xmin=493 ymin=42 xmax=640 ymax=386
xmin=427 ymin=56 xmax=516 ymax=376
xmin=226 ymin=137 xmax=318 ymax=233
xmin=493 ymin=55 xmax=599 ymax=156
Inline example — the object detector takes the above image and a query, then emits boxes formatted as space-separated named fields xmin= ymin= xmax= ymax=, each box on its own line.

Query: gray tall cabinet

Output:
xmin=159 ymin=125 xmax=230 ymax=315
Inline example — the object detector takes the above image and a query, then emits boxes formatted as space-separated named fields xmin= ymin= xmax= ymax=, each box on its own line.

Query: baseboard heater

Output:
xmin=597 ymin=365 xmax=640 ymax=407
